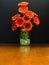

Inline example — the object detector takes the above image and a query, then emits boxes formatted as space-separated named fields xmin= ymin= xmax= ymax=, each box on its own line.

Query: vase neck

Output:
xmin=21 ymin=28 xmax=25 ymax=31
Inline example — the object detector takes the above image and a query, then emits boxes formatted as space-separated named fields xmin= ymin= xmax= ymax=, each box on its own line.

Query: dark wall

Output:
xmin=0 ymin=0 xmax=49 ymax=43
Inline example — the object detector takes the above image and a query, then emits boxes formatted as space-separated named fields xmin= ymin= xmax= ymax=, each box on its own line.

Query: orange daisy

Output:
xmin=11 ymin=22 xmax=17 ymax=31
xmin=33 ymin=16 xmax=40 ymax=25
xmin=18 ymin=1 xmax=29 ymax=6
xmin=23 ymin=21 xmax=33 ymax=31
xmin=12 ymin=14 xmax=20 ymax=21
xmin=15 ymin=17 xmax=24 ymax=27
xmin=18 ymin=6 xmax=28 ymax=14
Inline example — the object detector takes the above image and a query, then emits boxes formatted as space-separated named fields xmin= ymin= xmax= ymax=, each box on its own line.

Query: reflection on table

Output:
xmin=0 ymin=45 xmax=49 ymax=65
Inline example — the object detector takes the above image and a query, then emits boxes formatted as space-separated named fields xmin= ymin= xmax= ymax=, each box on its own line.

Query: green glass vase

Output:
xmin=20 ymin=28 xmax=30 ymax=45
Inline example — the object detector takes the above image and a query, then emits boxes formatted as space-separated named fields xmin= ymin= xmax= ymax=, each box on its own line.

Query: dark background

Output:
xmin=0 ymin=0 xmax=49 ymax=44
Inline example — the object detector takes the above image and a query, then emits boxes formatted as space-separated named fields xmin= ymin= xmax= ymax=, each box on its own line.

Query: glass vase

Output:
xmin=20 ymin=28 xmax=30 ymax=45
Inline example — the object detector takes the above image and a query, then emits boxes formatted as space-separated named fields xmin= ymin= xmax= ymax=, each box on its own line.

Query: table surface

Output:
xmin=0 ymin=44 xmax=49 ymax=65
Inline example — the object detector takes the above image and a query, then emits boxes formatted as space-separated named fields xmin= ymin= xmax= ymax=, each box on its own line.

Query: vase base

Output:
xmin=20 ymin=39 xmax=30 ymax=45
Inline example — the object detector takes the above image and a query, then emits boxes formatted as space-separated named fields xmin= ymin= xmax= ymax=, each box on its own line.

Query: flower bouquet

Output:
xmin=11 ymin=1 xmax=40 ymax=45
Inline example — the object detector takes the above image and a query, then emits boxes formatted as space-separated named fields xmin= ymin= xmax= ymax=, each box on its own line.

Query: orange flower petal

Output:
xmin=33 ymin=16 xmax=40 ymax=25
xmin=25 ymin=11 xmax=38 ymax=18
xmin=11 ymin=22 xmax=17 ymax=31
xmin=18 ymin=1 xmax=29 ymax=6
xmin=25 ymin=11 xmax=35 ymax=18
xmin=18 ymin=6 xmax=28 ymax=14
xmin=12 ymin=14 xmax=20 ymax=21
xmin=33 ymin=12 xmax=38 ymax=17
xmin=15 ymin=17 xmax=24 ymax=27
xmin=23 ymin=21 xmax=33 ymax=31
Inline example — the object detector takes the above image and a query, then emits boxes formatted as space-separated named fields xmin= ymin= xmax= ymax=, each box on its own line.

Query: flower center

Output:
xmin=24 ymin=16 xmax=29 ymax=21
xmin=25 ymin=23 xmax=30 ymax=28
xmin=17 ymin=19 xmax=23 ymax=25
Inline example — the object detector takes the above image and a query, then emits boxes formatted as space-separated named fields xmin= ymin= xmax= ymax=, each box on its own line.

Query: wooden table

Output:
xmin=0 ymin=44 xmax=49 ymax=65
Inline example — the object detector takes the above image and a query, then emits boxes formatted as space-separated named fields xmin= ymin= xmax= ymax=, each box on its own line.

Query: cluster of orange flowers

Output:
xmin=11 ymin=1 xmax=40 ymax=31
